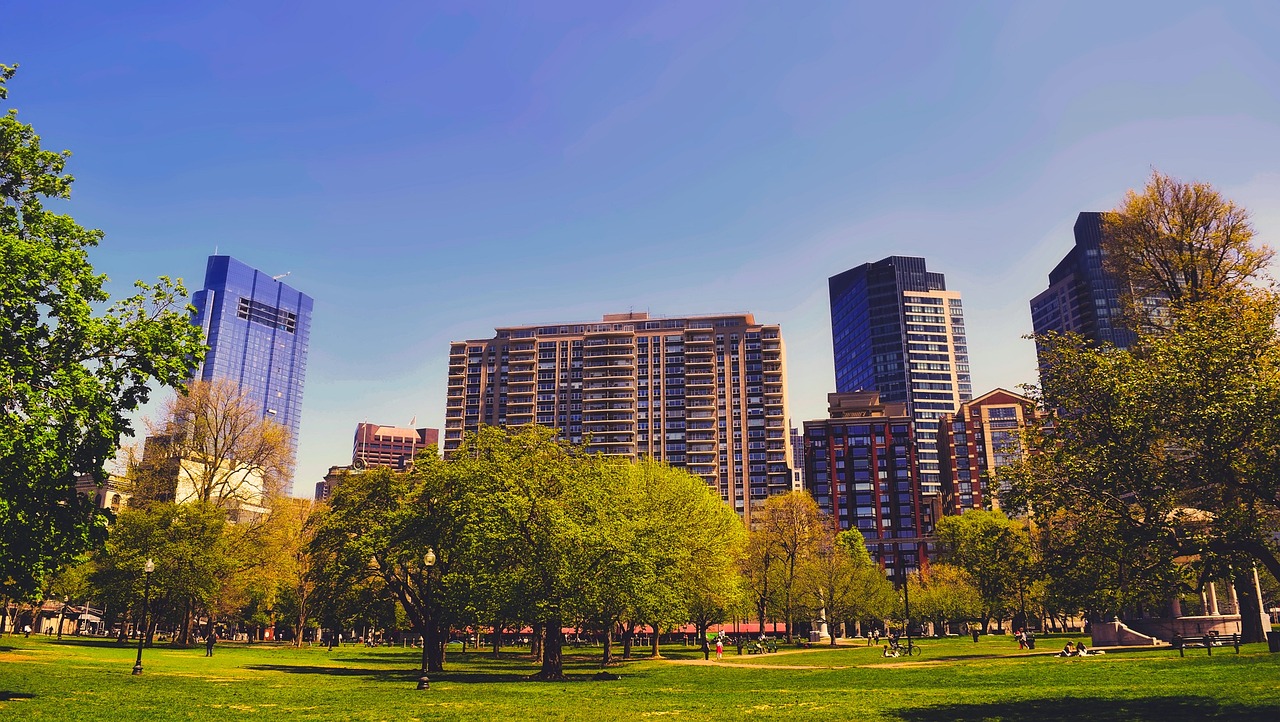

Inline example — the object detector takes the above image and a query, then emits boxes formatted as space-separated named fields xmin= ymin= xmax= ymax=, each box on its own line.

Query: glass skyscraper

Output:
xmin=190 ymin=256 xmax=313 ymax=464
xmin=828 ymin=256 xmax=972 ymax=495
xmin=1029 ymin=212 xmax=1138 ymax=353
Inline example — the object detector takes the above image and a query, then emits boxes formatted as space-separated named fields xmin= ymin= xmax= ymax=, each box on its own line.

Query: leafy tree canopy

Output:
xmin=0 ymin=64 xmax=205 ymax=599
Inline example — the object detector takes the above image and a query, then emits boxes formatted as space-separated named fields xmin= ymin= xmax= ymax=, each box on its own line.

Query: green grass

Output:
xmin=1 ymin=633 xmax=1278 ymax=720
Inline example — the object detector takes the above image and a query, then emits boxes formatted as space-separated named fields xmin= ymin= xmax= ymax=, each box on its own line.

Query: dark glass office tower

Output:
xmin=190 ymin=256 xmax=313 ymax=462
xmin=1029 ymin=212 xmax=1137 ymax=352
xmin=829 ymin=256 xmax=972 ymax=494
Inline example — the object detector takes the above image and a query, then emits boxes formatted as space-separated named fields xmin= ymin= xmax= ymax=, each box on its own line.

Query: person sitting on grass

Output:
xmin=1075 ymin=641 xmax=1103 ymax=656
xmin=1058 ymin=641 xmax=1076 ymax=657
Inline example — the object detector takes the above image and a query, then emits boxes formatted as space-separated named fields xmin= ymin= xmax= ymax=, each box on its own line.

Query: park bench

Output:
xmin=1173 ymin=632 xmax=1240 ymax=656
xmin=746 ymin=639 xmax=779 ymax=654
xmin=746 ymin=641 xmax=763 ymax=654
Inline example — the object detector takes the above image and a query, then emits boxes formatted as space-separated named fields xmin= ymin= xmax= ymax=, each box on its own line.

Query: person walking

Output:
xmin=700 ymin=635 xmax=710 ymax=661
xmin=971 ymin=625 xmax=980 ymax=643
xmin=205 ymin=630 xmax=217 ymax=657
xmin=715 ymin=636 xmax=724 ymax=661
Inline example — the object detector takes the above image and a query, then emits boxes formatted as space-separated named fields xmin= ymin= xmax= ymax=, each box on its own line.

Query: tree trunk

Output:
xmin=650 ymin=624 xmax=662 ymax=658
xmin=784 ymin=589 xmax=793 ymax=642
xmin=621 ymin=622 xmax=635 ymax=660
xmin=423 ymin=619 xmax=444 ymax=672
xmin=434 ymin=622 xmax=448 ymax=669
xmin=531 ymin=623 xmax=543 ymax=662
xmin=491 ymin=620 xmax=502 ymax=658
xmin=535 ymin=616 xmax=565 ymax=680
xmin=601 ymin=624 xmax=613 ymax=668
xmin=1233 ymin=569 xmax=1266 ymax=644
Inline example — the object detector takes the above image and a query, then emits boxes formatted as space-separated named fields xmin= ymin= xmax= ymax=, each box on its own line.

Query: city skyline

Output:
xmin=4 ymin=2 xmax=1280 ymax=494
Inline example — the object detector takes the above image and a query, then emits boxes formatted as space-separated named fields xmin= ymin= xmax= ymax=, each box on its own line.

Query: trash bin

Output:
xmin=809 ymin=631 xmax=822 ymax=643
xmin=1267 ymin=632 xmax=1280 ymax=653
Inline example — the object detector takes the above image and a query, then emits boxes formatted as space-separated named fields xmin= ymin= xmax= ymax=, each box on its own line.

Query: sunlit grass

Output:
xmin=1 ymin=633 xmax=1278 ymax=720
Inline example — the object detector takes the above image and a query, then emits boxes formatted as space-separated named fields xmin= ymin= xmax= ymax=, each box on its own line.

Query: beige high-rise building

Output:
xmin=444 ymin=312 xmax=796 ymax=522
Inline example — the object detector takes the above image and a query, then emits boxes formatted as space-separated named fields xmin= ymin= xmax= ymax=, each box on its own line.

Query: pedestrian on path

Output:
xmin=205 ymin=630 xmax=217 ymax=657
xmin=715 ymin=636 xmax=723 ymax=661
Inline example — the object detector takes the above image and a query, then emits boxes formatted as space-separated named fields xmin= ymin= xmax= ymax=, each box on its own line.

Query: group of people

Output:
xmin=698 ymin=634 xmax=726 ymax=661
xmin=1014 ymin=628 xmax=1036 ymax=649
xmin=1058 ymin=640 xmax=1102 ymax=657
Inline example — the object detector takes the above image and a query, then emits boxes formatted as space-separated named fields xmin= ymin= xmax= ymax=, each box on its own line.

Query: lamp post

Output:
xmin=132 ymin=558 xmax=154 ymax=676
xmin=897 ymin=544 xmax=914 ymax=655
xmin=418 ymin=548 xmax=436 ymax=690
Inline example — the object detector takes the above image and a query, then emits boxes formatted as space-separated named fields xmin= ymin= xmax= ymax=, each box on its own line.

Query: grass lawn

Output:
xmin=1 ymin=633 xmax=1278 ymax=720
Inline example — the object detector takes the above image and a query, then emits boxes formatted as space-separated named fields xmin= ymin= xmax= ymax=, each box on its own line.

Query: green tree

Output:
xmin=91 ymin=502 xmax=232 ymax=645
xmin=756 ymin=492 xmax=824 ymax=642
xmin=797 ymin=529 xmax=894 ymax=645
xmin=934 ymin=511 xmax=1033 ymax=632
xmin=908 ymin=564 xmax=982 ymax=636
xmin=1012 ymin=170 xmax=1280 ymax=644
xmin=459 ymin=426 xmax=634 ymax=680
xmin=0 ymin=64 xmax=204 ymax=601
xmin=310 ymin=455 xmax=465 ymax=674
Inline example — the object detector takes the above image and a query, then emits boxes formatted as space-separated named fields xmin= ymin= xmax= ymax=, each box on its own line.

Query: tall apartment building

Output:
xmin=1029 ymin=212 xmax=1137 ymax=352
xmin=801 ymin=391 xmax=932 ymax=580
xmin=444 ymin=312 xmax=795 ymax=521
xmin=937 ymin=388 xmax=1038 ymax=515
xmin=190 ymin=256 xmax=313 ymax=467
xmin=353 ymin=423 xmax=439 ymax=470
xmin=828 ymin=256 xmax=972 ymax=495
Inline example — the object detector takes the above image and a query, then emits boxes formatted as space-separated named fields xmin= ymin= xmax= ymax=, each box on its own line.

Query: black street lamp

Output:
xmin=897 ymin=544 xmax=914 ymax=656
xmin=418 ymin=548 xmax=436 ymax=690
xmin=132 ymin=558 xmax=154 ymax=676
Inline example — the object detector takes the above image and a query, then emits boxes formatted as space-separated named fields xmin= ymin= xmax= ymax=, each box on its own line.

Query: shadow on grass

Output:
xmin=895 ymin=696 xmax=1280 ymax=722
xmin=0 ymin=692 xmax=35 ymax=701
xmin=245 ymin=663 xmax=634 ymax=684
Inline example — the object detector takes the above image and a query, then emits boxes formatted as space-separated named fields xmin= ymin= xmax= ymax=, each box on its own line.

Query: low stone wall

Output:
xmin=1125 ymin=615 xmax=1243 ymax=643
xmin=1090 ymin=620 xmax=1163 ymax=647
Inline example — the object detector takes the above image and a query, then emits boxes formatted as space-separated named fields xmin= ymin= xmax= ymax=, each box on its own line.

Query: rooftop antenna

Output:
xmin=273 ymin=272 xmax=291 ymax=281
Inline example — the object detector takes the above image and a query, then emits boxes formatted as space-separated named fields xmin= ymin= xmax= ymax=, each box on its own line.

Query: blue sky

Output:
xmin=5 ymin=1 xmax=1280 ymax=495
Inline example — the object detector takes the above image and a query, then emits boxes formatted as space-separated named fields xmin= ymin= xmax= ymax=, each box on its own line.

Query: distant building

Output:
xmin=445 ymin=312 xmax=795 ymax=523
xmin=314 ymin=464 xmax=352 ymax=502
xmin=135 ymin=434 xmax=269 ymax=524
xmin=790 ymin=426 xmax=806 ymax=489
xmin=802 ymin=391 xmax=935 ymax=581
xmin=353 ymin=423 xmax=439 ymax=470
xmin=190 ymin=255 xmax=313 ymax=475
xmin=75 ymin=473 xmax=131 ymax=513
xmin=829 ymin=256 xmax=972 ymax=497
xmin=937 ymin=388 xmax=1039 ymax=515
xmin=1029 ymin=212 xmax=1138 ymax=353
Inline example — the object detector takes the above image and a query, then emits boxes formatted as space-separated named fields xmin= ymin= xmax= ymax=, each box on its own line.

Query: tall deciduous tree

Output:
xmin=0 ymin=64 xmax=204 ymax=601
xmin=797 ymin=529 xmax=894 ymax=645
xmin=908 ymin=564 xmax=983 ymax=636
xmin=756 ymin=492 xmax=824 ymax=641
xmin=934 ymin=511 xmax=1033 ymax=632
xmin=1103 ymin=170 xmax=1271 ymax=312
xmin=1010 ymin=174 xmax=1280 ymax=642
xmin=144 ymin=378 xmax=292 ymax=515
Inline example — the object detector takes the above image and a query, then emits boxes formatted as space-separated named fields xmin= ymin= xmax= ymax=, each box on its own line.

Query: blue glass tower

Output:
xmin=829 ymin=256 xmax=972 ymax=494
xmin=1029 ymin=212 xmax=1138 ymax=353
xmin=190 ymin=256 xmax=313 ymax=462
